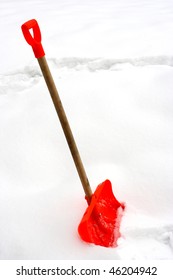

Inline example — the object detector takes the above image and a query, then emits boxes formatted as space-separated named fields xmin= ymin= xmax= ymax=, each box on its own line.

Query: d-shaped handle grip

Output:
xmin=21 ymin=19 xmax=45 ymax=58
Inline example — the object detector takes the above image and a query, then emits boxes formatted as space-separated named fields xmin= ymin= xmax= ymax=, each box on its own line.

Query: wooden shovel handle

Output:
xmin=21 ymin=19 xmax=92 ymax=200
xmin=38 ymin=57 xmax=92 ymax=199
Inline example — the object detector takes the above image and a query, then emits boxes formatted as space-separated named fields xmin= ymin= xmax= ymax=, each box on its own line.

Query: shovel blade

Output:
xmin=78 ymin=180 xmax=124 ymax=247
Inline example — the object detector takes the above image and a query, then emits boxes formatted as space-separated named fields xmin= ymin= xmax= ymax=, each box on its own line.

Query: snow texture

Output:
xmin=0 ymin=0 xmax=173 ymax=259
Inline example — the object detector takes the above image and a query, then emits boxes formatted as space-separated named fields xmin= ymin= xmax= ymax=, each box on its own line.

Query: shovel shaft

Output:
xmin=21 ymin=19 xmax=92 ymax=200
xmin=37 ymin=56 xmax=92 ymax=199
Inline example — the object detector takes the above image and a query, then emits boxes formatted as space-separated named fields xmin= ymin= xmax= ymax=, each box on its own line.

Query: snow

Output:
xmin=0 ymin=0 xmax=173 ymax=260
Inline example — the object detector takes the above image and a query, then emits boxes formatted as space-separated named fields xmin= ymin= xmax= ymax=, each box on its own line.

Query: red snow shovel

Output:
xmin=21 ymin=19 xmax=124 ymax=247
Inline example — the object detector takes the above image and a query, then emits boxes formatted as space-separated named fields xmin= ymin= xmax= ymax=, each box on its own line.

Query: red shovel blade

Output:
xmin=78 ymin=180 xmax=124 ymax=247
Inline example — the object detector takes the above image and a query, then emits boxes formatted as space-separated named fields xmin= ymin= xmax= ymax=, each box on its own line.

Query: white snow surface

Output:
xmin=0 ymin=0 xmax=173 ymax=260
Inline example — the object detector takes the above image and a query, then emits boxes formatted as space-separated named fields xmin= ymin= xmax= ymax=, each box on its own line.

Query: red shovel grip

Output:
xmin=21 ymin=19 xmax=45 ymax=58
